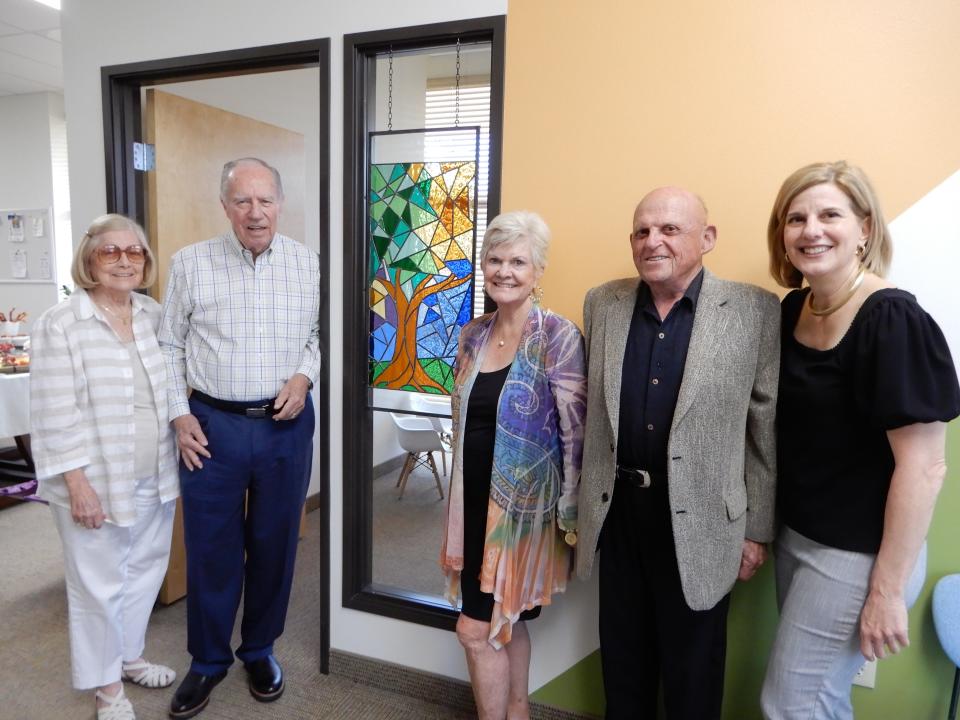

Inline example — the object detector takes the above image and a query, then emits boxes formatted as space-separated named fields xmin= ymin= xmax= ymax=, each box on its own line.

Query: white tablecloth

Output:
xmin=0 ymin=372 xmax=30 ymax=437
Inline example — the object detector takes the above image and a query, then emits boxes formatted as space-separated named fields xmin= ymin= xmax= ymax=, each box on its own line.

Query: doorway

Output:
xmin=101 ymin=39 xmax=331 ymax=673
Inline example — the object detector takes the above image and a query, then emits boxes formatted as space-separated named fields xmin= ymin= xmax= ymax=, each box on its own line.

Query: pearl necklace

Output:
xmin=808 ymin=267 xmax=866 ymax=317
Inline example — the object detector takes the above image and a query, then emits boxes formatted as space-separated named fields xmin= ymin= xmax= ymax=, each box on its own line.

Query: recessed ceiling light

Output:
xmin=33 ymin=0 xmax=61 ymax=10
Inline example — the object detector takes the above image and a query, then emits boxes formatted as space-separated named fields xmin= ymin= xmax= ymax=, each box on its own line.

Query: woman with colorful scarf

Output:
xmin=440 ymin=210 xmax=587 ymax=720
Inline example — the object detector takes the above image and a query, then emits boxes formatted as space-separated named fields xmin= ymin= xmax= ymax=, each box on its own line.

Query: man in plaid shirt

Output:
xmin=160 ymin=157 xmax=320 ymax=719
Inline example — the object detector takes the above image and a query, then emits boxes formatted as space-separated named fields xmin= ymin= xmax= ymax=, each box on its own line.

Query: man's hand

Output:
xmin=64 ymin=468 xmax=105 ymax=529
xmin=173 ymin=413 xmax=211 ymax=470
xmin=738 ymin=539 xmax=767 ymax=581
xmin=273 ymin=374 xmax=311 ymax=421
xmin=859 ymin=589 xmax=909 ymax=661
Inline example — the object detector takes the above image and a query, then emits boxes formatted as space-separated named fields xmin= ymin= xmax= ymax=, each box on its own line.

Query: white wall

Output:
xmin=61 ymin=0 xmax=509 ymax=686
xmin=0 ymin=92 xmax=63 ymax=332
xmin=889 ymin=169 xmax=960 ymax=364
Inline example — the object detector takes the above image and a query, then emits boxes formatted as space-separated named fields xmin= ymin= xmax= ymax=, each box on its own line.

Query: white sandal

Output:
xmin=121 ymin=659 xmax=177 ymax=688
xmin=96 ymin=688 xmax=136 ymax=720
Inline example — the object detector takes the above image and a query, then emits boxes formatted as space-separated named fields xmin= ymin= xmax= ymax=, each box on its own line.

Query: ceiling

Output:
xmin=0 ymin=0 xmax=61 ymax=97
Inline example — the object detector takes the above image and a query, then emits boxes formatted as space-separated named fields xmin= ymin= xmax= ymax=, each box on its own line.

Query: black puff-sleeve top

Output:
xmin=777 ymin=288 xmax=960 ymax=553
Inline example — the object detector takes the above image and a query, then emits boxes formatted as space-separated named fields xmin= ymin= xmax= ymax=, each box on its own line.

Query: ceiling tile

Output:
xmin=0 ymin=31 xmax=60 ymax=66
xmin=0 ymin=20 xmax=24 ymax=37
xmin=0 ymin=0 xmax=60 ymax=33
xmin=0 ymin=47 xmax=61 ymax=88
xmin=0 ymin=68 xmax=53 ymax=94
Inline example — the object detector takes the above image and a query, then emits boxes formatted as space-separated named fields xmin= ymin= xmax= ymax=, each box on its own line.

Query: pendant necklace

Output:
xmin=96 ymin=300 xmax=133 ymax=327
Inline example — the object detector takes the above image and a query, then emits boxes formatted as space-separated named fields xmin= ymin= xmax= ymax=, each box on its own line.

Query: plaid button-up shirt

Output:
xmin=159 ymin=232 xmax=321 ymax=419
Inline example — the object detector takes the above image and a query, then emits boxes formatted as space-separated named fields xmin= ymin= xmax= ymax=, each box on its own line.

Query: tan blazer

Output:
xmin=575 ymin=269 xmax=780 ymax=611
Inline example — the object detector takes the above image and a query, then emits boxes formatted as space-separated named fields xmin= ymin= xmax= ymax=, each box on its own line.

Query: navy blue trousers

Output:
xmin=181 ymin=396 xmax=314 ymax=675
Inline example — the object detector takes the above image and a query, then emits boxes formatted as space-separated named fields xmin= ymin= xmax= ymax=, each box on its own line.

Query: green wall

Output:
xmin=532 ymin=421 xmax=960 ymax=719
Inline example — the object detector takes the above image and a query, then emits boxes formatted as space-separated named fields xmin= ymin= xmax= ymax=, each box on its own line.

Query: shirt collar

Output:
xmin=638 ymin=267 xmax=705 ymax=314
xmin=70 ymin=287 xmax=148 ymax=321
xmin=226 ymin=230 xmax=276 ymax=266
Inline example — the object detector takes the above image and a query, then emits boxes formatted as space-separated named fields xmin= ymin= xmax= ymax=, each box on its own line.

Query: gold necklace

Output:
xmin=808 ymin=267 xmax=866 ymax=317
xmin=96 ymin=299 xmax=133 ymax=326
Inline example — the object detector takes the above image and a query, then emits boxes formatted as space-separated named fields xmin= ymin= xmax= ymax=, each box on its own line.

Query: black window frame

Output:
xmin=341 ymin=16 xmax=506 ymax=630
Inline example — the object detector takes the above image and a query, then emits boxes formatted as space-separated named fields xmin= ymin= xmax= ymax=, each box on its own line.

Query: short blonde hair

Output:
xmin=481 ymin=210 xmax=551 ymax=272
xmin=71 ymin=214 xmax=157 ymax=290
xmin=767 ymin=161 xmax=892 ymax=289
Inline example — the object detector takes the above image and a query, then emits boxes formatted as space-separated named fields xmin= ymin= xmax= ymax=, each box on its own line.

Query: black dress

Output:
xmin=460 ymin=364 xmax=542 ymax=622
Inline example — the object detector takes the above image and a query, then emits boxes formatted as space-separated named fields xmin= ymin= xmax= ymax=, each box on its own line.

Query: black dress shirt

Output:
xmin=617 ymin=270 xmax=704 ymax=473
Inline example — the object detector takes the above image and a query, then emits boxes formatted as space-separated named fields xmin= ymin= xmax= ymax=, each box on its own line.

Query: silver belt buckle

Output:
xmin=636 ymin=469 xmax=651 ymax=488
xmin=245 ymin=406 xmax=268 ymax=418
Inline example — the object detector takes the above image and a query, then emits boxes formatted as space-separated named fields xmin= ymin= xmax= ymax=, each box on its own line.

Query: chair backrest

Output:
xmin=389 ymin=413 xmax=444 ymax=453
xmin=933 ymin=574 xmax=960 ymax=667
xmin=408 ymin=394 xmax=453 ymax=434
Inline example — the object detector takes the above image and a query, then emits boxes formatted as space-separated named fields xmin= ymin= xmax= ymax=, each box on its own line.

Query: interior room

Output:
xmin=2 ymin=0 xmax=959 ymax=718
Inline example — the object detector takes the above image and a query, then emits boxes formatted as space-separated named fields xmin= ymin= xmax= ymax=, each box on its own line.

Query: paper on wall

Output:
xmin=10 ymin=248 xmax=27 ymax=278
xmin=8 ymin=215 xmax=24 ymax=243
xmin=39 ymin=249 xmax=52 ymax=279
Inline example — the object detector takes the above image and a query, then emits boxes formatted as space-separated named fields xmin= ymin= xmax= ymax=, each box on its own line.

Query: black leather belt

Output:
xmin=616 ymin=465 xmax=653 ymax=488
xmin=191 ymin=390 xmax=278 ymax=418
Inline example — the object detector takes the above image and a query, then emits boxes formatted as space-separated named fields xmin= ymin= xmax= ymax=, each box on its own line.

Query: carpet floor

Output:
xmin=0 ymin=499 xmax=474 ymax=720
xmin=372 ymin=459 xmax=449 ymax=599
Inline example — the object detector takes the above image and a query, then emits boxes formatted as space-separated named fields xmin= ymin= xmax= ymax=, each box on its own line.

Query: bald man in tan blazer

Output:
xmin=576 ymin=187 xmax=779 ymax=720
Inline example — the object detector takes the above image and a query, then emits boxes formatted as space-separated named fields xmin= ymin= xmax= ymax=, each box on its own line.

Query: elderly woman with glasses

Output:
xmin=30 ymin=214 xmax=179 ymax=720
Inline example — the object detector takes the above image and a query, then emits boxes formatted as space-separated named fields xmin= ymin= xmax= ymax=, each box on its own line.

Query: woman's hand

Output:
xmin=859 ymin=588 xmax=909 ymax=661
xmin=63 ymin=468 xmax=106 ymax=529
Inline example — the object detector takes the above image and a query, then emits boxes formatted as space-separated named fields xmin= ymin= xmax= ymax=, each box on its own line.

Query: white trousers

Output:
xmin=761 ymin=526 xmax=926 ymax=720
xmin=50 ymin=476 xmax=175 ymax=689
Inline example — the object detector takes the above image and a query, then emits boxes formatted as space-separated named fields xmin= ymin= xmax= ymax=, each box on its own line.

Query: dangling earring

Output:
xmin=530 ymin=286 xmax=544 ymax=305
xmin=780 ymin=251 xmax=793 ymax=280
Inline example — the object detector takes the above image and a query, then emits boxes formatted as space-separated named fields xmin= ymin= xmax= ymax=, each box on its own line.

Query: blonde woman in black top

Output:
xmin=760 ymin=161 xmax=959 ymax=719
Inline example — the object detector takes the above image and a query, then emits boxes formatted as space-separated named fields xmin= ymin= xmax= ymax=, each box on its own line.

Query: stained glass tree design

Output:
xmin=369 ymin=160 xmax=477 ymax=394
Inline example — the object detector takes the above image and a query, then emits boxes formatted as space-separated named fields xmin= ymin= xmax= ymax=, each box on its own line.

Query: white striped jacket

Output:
xmin=29 ymin=288 xmax=179 ymax=525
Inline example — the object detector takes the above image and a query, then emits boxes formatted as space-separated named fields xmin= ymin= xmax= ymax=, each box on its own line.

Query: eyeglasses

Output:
xmin=95 ymin=244 xmax=147 ymax=265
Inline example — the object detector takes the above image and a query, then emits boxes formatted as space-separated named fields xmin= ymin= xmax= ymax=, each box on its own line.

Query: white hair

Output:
xmin=480 ymin=210 xmax=550 ymax=272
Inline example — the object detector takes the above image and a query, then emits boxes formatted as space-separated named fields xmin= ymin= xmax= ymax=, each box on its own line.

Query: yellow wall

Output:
xmin=501 ymin=0 xmax=960 ymax=321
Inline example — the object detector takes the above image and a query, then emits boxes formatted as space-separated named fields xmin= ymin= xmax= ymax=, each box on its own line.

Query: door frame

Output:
xmin=101 ymin=38 xmax=332 ymax=673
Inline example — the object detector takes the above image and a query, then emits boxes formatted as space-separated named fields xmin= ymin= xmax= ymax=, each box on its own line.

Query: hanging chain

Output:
xmin=387 ymin=45 xmax=394 ymax=132
xmin=454 ymin=38 xmax=461 ymax=127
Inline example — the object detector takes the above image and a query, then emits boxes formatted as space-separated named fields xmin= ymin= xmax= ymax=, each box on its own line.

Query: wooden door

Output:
xmin=144 ymin=89 xmax=307 ymax=604
xmin=144 ymin=89 xmax=306 ymax=298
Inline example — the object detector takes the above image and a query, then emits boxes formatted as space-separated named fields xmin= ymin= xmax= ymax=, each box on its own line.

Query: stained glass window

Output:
xmin=369 ymin=160 xmax=477 ymax=394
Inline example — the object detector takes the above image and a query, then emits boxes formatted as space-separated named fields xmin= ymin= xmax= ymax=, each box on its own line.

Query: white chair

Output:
xmin=408 ymin=394 xmax=453 ymax=476
xmin=389 ymin=413 xmax=445 ymax=500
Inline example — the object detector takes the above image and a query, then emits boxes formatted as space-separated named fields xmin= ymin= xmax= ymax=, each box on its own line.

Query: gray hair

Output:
xmin=220 ymin=157 xmax=284 ymax=201
xmin=480 ymin=210 xmax=550 ymax=272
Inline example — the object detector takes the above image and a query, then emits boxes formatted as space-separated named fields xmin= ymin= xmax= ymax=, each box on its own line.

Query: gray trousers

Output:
xmin=761 ymin=526 xmax=926 ymax=720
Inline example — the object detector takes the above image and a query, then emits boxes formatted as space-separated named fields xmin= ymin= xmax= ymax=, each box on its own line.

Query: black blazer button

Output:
xmin=601 ymin=492 xmax=609 ymax=502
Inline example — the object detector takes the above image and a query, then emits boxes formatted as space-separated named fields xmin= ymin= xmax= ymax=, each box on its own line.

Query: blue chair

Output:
xmin=933 ymin=574 xmax=960 ymax=720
